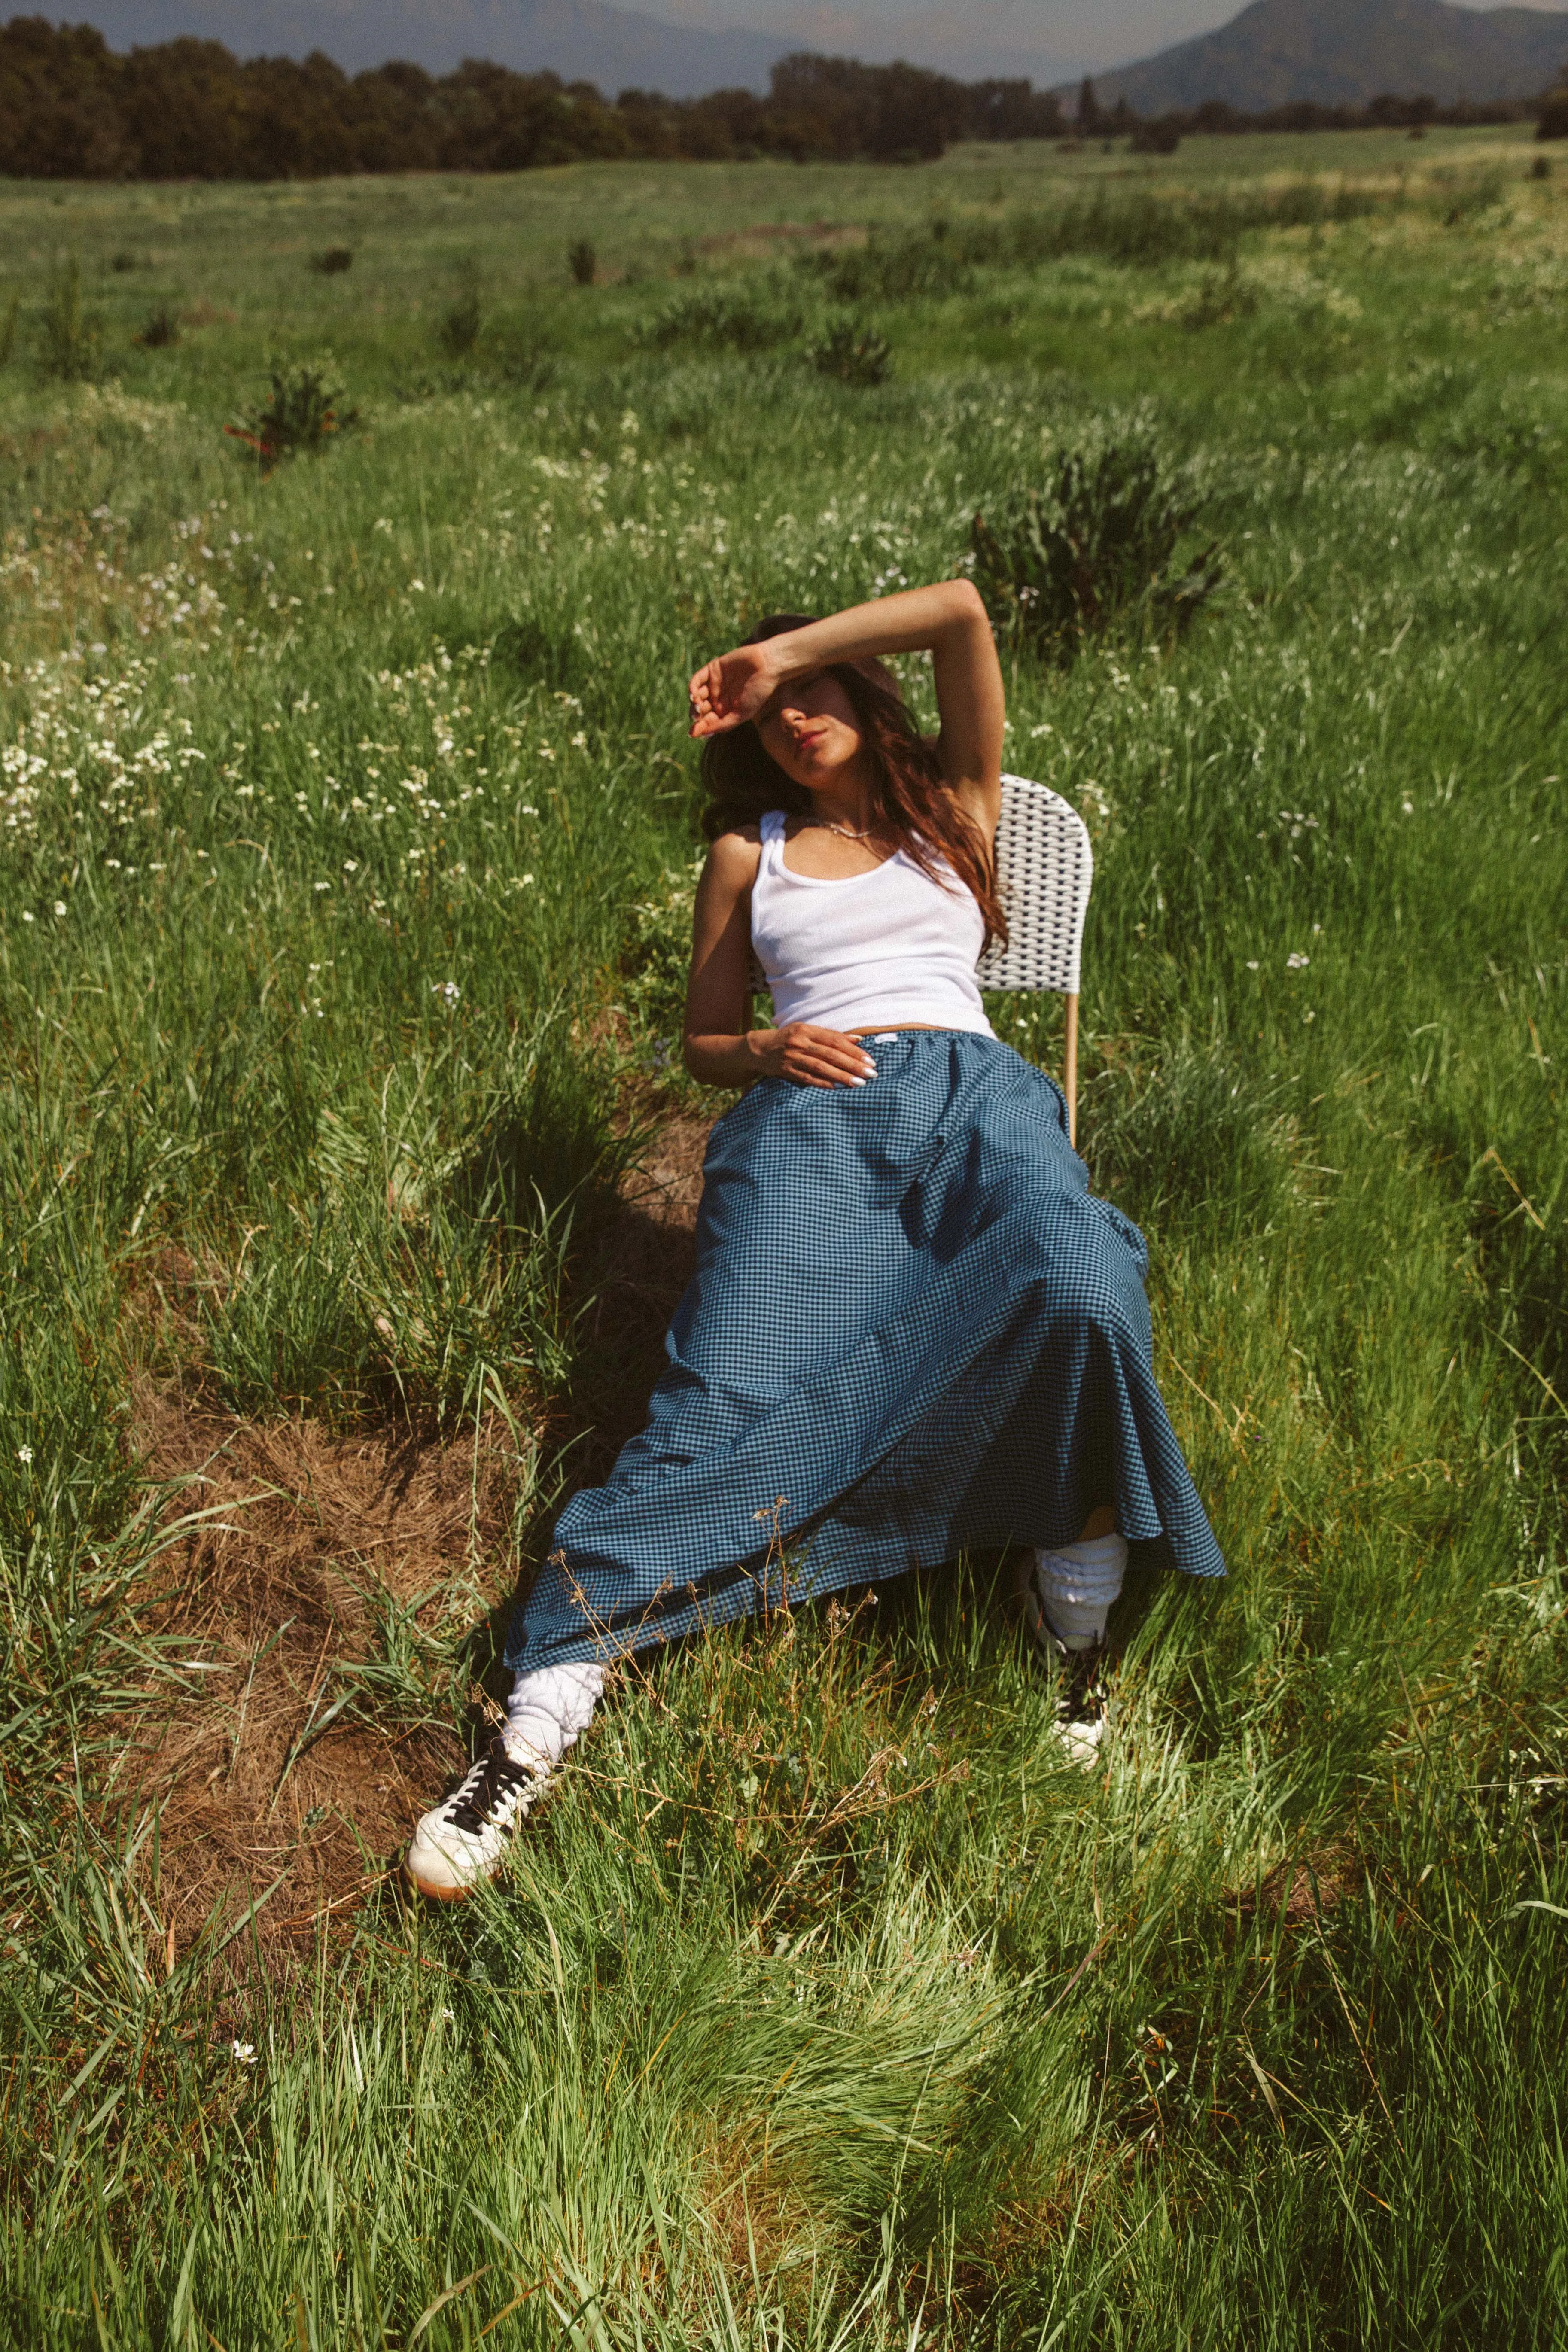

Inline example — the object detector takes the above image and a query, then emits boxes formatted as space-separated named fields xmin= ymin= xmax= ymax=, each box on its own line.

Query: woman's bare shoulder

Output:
xmin=704 ymin=825 xmax=763 ymax=880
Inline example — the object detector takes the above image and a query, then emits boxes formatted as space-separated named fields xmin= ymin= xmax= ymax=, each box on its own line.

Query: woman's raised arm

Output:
xmin=687 ymin=581 xmax=1005 ymax=834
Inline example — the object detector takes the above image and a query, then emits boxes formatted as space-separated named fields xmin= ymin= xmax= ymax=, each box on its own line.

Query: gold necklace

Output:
xmin=818 ymin=816 xmax=879 ymax=843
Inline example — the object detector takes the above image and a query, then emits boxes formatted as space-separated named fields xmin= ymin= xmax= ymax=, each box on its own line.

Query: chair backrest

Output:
xmin=746 ymin=775 xmax=1093 ymax=1000
xmin=975 ymin=773 xmax=1093 ymax=997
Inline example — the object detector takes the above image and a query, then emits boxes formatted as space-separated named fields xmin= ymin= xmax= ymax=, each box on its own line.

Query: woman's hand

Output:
xmin=688 ymin=641 xmax=782 ymax=738
xmin=686 ymin=584 xmax=1002 ymax=833
xmin=747 ymin=1024 xmax=878 ymax=1089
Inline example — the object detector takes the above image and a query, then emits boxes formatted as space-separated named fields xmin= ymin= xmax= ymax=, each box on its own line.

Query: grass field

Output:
xmin=2 ymin=125 xmax=1566 ymax=2346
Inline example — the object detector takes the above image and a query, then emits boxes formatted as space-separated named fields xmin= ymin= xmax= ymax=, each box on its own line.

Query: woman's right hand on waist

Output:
xmin=748 ymin=1025 xmax=879 ymax=1089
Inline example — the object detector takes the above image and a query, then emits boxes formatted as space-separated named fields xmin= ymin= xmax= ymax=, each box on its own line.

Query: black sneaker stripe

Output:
xmin=443 ymin=1737 xmax=537 ymax=1834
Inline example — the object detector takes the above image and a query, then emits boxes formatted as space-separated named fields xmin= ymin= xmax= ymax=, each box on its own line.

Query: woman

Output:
xmin=406 ymin=581 xmax=1224 ymax=1900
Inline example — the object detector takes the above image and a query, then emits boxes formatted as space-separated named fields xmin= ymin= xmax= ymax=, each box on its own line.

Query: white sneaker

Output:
xmin=404 ymin=1737 xmax=547 ymax=1901
xmin=1016 ymin=1556 xmax=1113 ymax=1766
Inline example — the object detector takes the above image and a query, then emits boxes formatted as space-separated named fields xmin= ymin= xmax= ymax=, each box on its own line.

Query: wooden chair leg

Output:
xmin=1064 ymin=992 xmax=1079 ymax=1148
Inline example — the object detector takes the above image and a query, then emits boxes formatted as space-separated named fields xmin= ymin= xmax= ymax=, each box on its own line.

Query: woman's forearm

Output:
xmin=767 ymin=580 xmax=988 ymax=679
xmin=683 ymin=1031 xmax=761 ymax=1088
xmin=684 ymin=1023 xmax=880 ymax=1092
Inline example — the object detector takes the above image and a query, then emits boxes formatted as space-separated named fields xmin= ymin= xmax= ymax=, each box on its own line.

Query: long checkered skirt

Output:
xmin=506 ymin=1031 xmax=1224 ymax=1670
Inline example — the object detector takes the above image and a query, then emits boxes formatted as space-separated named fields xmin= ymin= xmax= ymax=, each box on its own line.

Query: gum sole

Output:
xmin=403 ymin=1861 xmax=475 ymax=1902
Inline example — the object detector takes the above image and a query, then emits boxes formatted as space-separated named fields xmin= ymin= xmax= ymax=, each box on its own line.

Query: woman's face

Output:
xmin=755 ymin=669 xmax=865 ymax=793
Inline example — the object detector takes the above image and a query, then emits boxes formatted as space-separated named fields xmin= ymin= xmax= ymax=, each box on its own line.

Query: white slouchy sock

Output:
xmin=1031 ymin=1532 xmax=1129 ymax=1652
xmin=503 ymin=1660 xmax=604 ymax=1775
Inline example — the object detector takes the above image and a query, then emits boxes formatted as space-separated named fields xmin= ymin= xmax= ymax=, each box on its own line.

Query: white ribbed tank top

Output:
xmin=749 ymin=810 xmax=995 ymax=1038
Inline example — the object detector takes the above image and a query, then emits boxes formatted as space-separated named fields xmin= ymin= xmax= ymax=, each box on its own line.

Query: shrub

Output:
xmin=971 ymin=420 xmax=1222 ymax=666
xmin=1438 ymin=170 xmax=1507 ymax=226
xmin=134 ymin=304 xmax=180 ymax=348
xmin=109 ymin=249 xmax=139 ymax=273
xmin=1128 ymin=117 xmax=1182 ymax=155
xmin=1537 ymin=87 xmax=1568 ymax=140
xmin=225 ymin=361 xmax=359 ymax=473
xmin=310 ymin=246 xmax=353 ymax=274
xmin=569 ymin=237 xmax=597 ymax=286
xmin=642 ymin=279 xmax=806 ymax=352
xmin=39 ymin=256 xmax=97 ymax=382
xmin=1530 ymin=154 xmax=1553 ymax=179
xmin=810 ymin=314 xmax=892 ymax=386
xmin=803 ymin=231 xmax=972 ymax=303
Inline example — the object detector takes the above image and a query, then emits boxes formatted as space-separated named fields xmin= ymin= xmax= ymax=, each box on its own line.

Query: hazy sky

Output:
xmin=655 ymin=0 xmax=1244 ymax=76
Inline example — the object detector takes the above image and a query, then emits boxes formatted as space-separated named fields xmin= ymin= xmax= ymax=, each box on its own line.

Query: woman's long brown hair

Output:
xmin=698 ymin=613 xmax=1008 ymax=951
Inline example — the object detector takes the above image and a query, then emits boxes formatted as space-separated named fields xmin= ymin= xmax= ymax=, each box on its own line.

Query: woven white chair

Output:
xmin=976 ymin=773 xmax=1093 ymax=1145
xmin=748 ymin=774 xmax=1094 ymax=1144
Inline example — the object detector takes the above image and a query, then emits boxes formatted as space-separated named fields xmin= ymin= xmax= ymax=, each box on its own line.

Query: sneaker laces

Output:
xmin=1038 ymin=1616 xmax=1108 ymax=1724
xmin=442 ymin=1737 xmax=539 ymax=1835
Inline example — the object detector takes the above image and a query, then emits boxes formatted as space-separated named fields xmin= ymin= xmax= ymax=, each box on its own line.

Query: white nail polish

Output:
xmin=849 ymin=1076 xmax=867 ymax=1087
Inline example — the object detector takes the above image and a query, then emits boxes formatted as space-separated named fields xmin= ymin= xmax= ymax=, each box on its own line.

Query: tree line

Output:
xmin=0 ymin=16 xmax=1551 ymax=182
xmin=0 ymin=20 xmax=1065 ymax=176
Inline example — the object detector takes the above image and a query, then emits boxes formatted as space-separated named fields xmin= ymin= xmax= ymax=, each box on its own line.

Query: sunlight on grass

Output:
xmin=0 ymin=131 xmax=1565 ymax=2346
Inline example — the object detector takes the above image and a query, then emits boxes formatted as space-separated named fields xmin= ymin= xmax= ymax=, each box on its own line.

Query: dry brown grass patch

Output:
xmin=1232 ymin=1843 xmax=1356 ymax=1930
xmin=105 ymin=1381 xmax=522 ymax=1956
xmin=100 ymin=1108 xmax=716 ymax=1965
xmin=695 ymin=2121 xmax=831 ymax=2310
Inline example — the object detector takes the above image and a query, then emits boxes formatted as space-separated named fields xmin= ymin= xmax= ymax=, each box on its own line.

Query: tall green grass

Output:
xmin=1 ymin=136 xmax=1565 ymax=2345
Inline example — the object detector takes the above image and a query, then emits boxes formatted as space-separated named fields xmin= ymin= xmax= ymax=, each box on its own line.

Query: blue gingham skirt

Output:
xmin=506 ymin=1031 xmax=1224 ymax=1670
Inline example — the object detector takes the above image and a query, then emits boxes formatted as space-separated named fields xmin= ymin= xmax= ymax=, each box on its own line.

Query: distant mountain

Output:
xmin=1082 ymin=0 xmax=1568 ymax=111
xmin=734 ymin=1 xmax=1093 ymax=89
xmin=71 ymin=0 xmax=792 ymax=97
